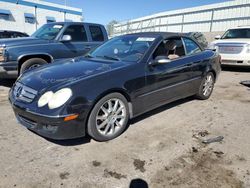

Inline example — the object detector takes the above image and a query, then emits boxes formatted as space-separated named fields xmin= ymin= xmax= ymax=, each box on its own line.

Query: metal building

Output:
xmin=0 ymin=0 xmax=83 ymax=35
xmin=112 ymin=0 xmax=250 ymax=39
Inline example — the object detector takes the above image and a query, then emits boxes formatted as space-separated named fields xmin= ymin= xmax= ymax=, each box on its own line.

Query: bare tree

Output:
xmin=106 ymin=20 xmax=118 ymax=37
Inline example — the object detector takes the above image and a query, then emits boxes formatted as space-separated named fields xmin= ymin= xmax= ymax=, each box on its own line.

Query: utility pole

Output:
xmin=64 ymin=0 xmax=67 ymax=21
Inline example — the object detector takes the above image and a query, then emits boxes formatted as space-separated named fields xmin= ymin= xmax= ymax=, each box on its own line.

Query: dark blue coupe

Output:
xmin=9 ymin=32 xmax=221 ymax=141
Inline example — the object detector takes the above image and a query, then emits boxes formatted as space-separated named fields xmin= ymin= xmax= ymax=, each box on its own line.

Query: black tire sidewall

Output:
xmin=20 ymin=58 xmax=47 ymax=74
xmin=87 ymin=93 xmax=129 ymax=142
xmin=197 ymin=72 xmax=215 ymax=100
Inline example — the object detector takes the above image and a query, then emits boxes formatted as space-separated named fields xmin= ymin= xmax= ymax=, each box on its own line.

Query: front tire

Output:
xmin=196 ymin=72 xmax=215 ymax=100
xmin=87 ymin=93 xmax=129 ymax=142
xmin=20 ymin=58 xmax=47 ymax=74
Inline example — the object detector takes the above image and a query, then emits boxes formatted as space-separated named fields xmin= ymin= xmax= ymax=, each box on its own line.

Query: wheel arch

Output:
xmin=205 ymin=62 xmax=217 ymax=82
xmin=85 ymin=88 xmax=133 ymax=132
xmin=206 ymin=68 xmax=217 ymax=82
xmin=17 ymin=53 xmax=53 ymax=74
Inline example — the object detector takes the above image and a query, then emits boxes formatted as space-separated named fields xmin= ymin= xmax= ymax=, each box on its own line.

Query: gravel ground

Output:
xmin=0 ymin=68 xmax=249 ymax=188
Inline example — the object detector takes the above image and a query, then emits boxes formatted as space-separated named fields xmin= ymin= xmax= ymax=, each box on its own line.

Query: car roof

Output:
xmin=230 ymin=26 xmax=250 ymax=29
xmin=123 ymin=32 xmax=188 ymax=39
xmin=46 ymin=22 xmax=104 ymax=26
xmin=0 ymin=30 xmax=26 ymax=33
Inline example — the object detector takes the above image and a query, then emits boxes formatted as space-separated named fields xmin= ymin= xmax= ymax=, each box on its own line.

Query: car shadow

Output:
xmin=45 ymin=136 xmax=91 ymax=146
xmin=40 ymin=96 xmax=195 ymax=146
xmin=0 ymin=79 xmax=16 ymax=88
xmin=129 ymin=96 xmax=194 ymax=126
xmin=222 ymin=66 xmax=250 ymax=73
xmin=29 ymin=129 xmax=92 ymax=146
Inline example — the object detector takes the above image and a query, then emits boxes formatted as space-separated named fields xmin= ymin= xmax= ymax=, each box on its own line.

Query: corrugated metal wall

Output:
xmin=111 ymin=0 xmax=250 ymax=37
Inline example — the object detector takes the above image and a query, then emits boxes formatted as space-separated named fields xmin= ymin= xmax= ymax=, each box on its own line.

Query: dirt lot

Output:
xmin=0 ymin=68 xmax=249 ymax=188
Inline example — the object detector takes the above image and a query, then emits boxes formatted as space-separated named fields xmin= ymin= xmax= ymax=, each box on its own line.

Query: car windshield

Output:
xmin=222 ymin=29 xmax=250 ymax=39
xmin=89 ymin=35 xmax=156 ymax=62
xmin=32 ymin=24 xmax=64 ymax=40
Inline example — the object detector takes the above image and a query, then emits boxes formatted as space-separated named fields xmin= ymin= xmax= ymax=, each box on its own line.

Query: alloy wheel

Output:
xmin=95 ymin=98 xmax=127 ymax=136
xmin=202 ymin=74 xmax=214 ymax=97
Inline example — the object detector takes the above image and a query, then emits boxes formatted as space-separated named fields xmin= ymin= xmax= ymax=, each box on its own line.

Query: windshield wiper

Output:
xmin=84 ymin=54 xmax=94 ymax=58
xmin=96 ymin=55 xmax=120 ymax=61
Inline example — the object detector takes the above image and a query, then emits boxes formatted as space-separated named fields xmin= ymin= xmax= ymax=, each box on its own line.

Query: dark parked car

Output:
xmin=0 ymin=22 xmax=108 ymax=78
xmin=0 ymin=30 xmax=29 ymax=39
xmin=9 ymin=32 xmax=221 ymax=141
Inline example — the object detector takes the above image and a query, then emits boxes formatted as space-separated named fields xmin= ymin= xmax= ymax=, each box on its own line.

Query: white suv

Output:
xmin=209 ymin=26 xmax=250 ymax=67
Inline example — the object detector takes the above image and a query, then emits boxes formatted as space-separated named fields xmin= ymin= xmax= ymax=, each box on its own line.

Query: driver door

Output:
xmin=53 ymin=25 xmax=91 ymax=59
xmin=142 ymin=38 xmax=194 ymax=110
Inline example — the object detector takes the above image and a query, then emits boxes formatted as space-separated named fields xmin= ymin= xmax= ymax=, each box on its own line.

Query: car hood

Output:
xmin=18 ymin=57 xmax=131 ymax=91
xmin=211 ymin=38 xmax=250 ymax=45
xmin=0 ymin=37 xmax=49 ymax=47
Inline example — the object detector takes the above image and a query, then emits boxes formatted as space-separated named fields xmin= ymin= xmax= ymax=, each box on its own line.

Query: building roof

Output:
xmin=0 ymin=0 xmax=82 ymax=16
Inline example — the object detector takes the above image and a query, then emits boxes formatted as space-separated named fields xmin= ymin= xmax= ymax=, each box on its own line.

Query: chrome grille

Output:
xmin=217 ymin=43 xmax=245 ymax=54
xmin=13 ymin=82 xmax=38 ymax=103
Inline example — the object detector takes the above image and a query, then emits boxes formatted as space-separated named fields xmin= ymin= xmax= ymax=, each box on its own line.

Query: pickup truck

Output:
xmin=0 ymin=22 xmax=108 ymax=78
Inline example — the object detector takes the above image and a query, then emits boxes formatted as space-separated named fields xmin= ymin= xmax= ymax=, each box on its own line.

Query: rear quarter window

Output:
xmin=89 ymin=25 xmax=104 ymax=42
xmin=183 ymin=38 xmax=202 ymax=56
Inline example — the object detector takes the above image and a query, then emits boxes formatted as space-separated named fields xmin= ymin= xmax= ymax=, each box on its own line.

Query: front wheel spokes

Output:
xmin=96 ymin=98 xmax=127 ymax=136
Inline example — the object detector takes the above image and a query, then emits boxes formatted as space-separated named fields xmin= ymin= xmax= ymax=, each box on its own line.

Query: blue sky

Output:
xmin=45 ymin=0 xmax=231 ymax=25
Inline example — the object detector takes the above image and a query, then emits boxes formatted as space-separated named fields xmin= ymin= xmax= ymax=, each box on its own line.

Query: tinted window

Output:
xmin=0 ymin=32 xmax=10 ymax=39
xmin=14 ymin=33 xmax=28 ymax=38
xmin=222 ymin=29 xmax=250 ymax=39
xmin=183 ymin=38 xmax=201 ymax=55
xmin=89 ymin=26 xmax=104 ymax=41
xmin=63 ymin=25 xmax=87 ymax=42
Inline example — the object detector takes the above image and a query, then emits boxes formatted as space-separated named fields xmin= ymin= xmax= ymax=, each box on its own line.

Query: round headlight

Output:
xmin=38 ymin=91 xmax=54 ymax=107
xmin=48 ymin=88 xmax=72 ymax=109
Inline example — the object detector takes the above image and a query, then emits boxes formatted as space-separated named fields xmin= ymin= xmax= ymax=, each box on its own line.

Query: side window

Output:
xmin=25 ymin=17 xmax=35 ymax=24
xmin=153 ymin=38 xmax=186 ymax=60
xmin=63 ymin=25 xmax=87 ymax=42
xmin=14 ymin=33 xmax=27 ymax=38
xmin=0 ymin=32 xmax=10 ymax=39
xmin=89 ymin=26 xmax=104 ymax=41
xmin=183 ymin=38 xmax=202 ymax=55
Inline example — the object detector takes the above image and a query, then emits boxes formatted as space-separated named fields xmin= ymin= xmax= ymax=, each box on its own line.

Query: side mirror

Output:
xmin=60 ymin=35 xmax=72 ymax=42
xmin=215 ymin=35 xmax=221 ymax=40
xmin=149 ymin=56 xmax=171 ymax=66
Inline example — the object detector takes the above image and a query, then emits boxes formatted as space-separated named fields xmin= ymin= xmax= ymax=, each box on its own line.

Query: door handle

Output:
xmin=85 ymin=45 xmax=91 ymax=50
xmin=186 ymin=63 xmax=192 ymax=67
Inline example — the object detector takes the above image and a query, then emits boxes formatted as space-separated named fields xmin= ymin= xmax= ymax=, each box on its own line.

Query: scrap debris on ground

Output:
xmin=240 ymin=80 xmax=250 ymax=88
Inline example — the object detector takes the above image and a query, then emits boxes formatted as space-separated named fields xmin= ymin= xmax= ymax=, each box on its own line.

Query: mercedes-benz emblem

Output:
xmin=16 ymin=86 xmax=23 ymax=98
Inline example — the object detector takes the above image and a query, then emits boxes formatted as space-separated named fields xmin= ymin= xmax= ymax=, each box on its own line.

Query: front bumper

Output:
xmin=220 ymin=54 xmax=250 ymax=67
xmin=0 ymin=61 xmax=18 ymax=79
xmin=11 ymin=103 xmax=86 ymax=140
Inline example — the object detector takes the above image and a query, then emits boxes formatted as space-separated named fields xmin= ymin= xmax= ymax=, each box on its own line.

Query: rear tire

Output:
xmin=196 ymin=72 xmax=215 ymax=100
xmin=87 ymin=93 xmax=129 ymax=142
xmin=20 ymin=58 xmax=47 ymax=74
